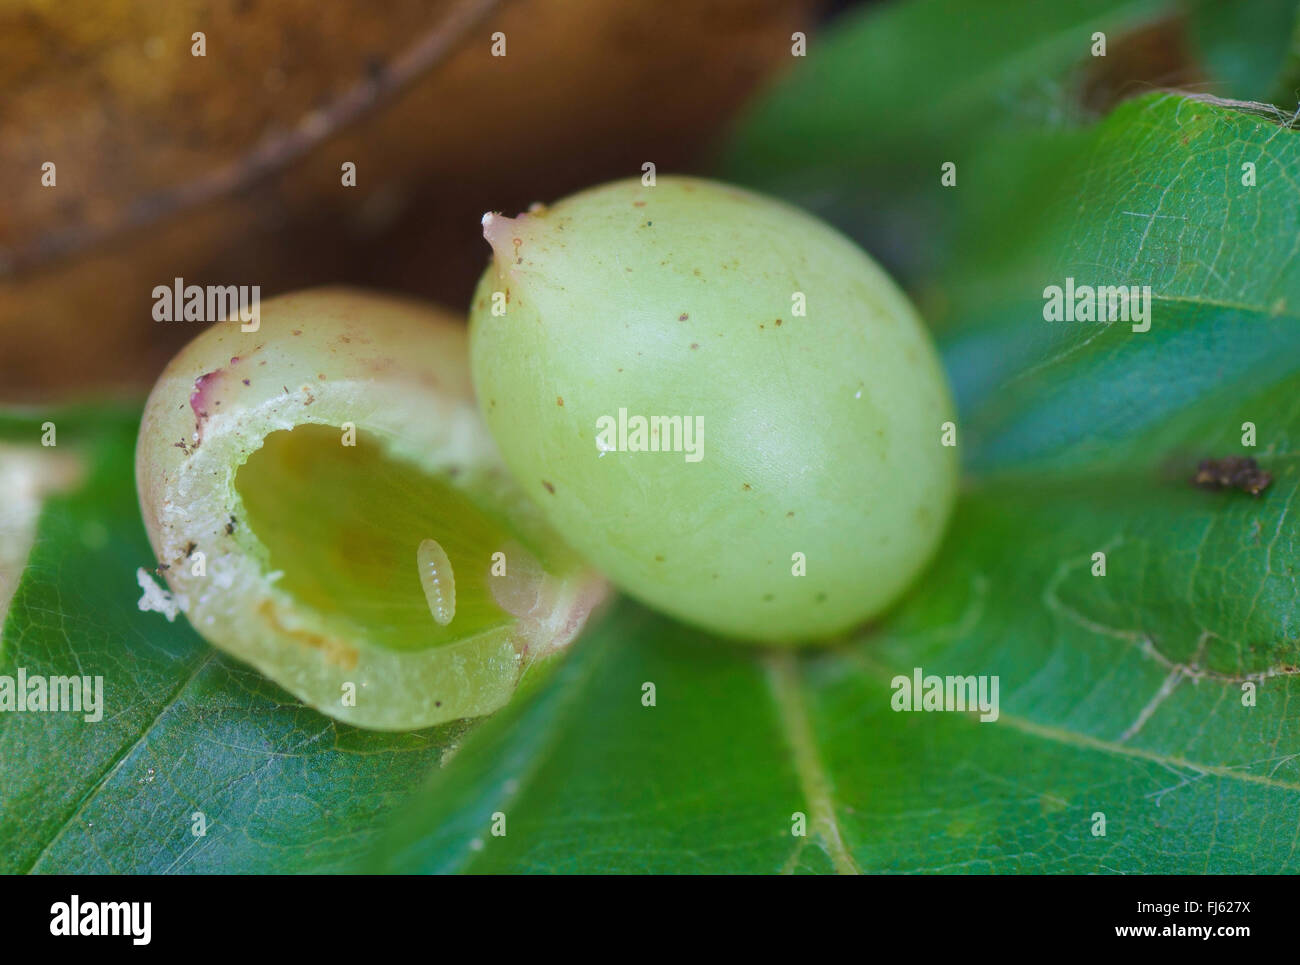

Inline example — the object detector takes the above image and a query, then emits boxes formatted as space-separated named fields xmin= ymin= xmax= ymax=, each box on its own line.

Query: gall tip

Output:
xmin=481 ymin=211 xmax=518 ymax=259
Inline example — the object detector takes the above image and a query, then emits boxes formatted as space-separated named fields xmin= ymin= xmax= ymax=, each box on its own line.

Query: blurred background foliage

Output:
xmin=4 ymin=0 xmax=1298 ymax=401
xmin=4 ymin=0 xmax=1298 ymax=402
xmin=724 ymin=0 xmax=1300 ymax=305
xmin=0 ymin=0 xmax=818 ymax=399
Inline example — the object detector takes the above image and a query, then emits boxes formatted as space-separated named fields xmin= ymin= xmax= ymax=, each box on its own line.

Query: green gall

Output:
xmin=469 ymin=177 xmax=957 ymax=643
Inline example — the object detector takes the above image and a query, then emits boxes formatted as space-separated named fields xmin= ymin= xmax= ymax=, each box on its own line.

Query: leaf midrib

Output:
xmin=763 ymin=651 xmax=860 ymax=874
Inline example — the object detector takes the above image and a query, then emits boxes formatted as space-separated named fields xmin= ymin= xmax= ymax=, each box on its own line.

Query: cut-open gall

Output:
xmin=469 ymin=177 xmax=957 ymax=643
xmin=136 ymin=288 xmax=605 ymax=730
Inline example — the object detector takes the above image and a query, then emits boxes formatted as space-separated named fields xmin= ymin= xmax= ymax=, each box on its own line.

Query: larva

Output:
xmin=417 ymin=537 xmax=456 ymax=626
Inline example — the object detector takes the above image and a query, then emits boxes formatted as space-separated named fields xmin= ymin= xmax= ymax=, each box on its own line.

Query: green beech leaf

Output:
xmin=368 ymin=92 xmax=1300 ymax=873
xmin=942 ymin=92 xmax=1300 ymax=474
xmin=0 ymin=411 xmax=458 ymax=873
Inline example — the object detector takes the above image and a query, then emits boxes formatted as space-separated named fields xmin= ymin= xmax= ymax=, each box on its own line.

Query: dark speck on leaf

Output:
xmin=542 ymin=480 xmax=556 ymax=494
xmin=690 ymin=343 xmax=699 ymax=350
xmin=225 ymin=515 xmax=237 ymax=534
xmin=655 ymin=555 xmax=665 ymax=562
xmin=557 ymin=396 xmax=564 ymax=406
xmin=1192 ymin=456 xmax=1272 ymax=496
xmin=184 ymin=541 xmax=197 ymax=557
xmin=679 ymin=313 xmax=688 ymax=321
xmin=242 ymin=378 xmax=250 ymax=386
xmin=742 ymin=483 xmax=752 ymax=491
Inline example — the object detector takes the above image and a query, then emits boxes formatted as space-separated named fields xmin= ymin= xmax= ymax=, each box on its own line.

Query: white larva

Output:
xmin=417 ymin=537 xmax=456 ymax=626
